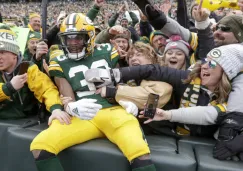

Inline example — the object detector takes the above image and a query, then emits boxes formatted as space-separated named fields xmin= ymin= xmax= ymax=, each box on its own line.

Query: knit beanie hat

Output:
xmin=112 ymin=29 xmax=131 ymax=42
xmin=149 ymin=30 xmax=168 ymax=45
xmin=218 ymin=15 xmax=243 ymax=43
xmin=29 ymin=13 xmax=41 ymax=19
xmin=0 ymin=23 xmax=19 ymax=55
xmin=120 ymin=17 xmax=128 ymax=23
xmin=207 ymin=44 xmax=243 ymax=80
xmin=27 ymin=31 xmax=41 ymax=43
xmin=164 ymin=35 xmax=190 ymax=56
xmin=138 ymin=36 xmax=150 ymax=44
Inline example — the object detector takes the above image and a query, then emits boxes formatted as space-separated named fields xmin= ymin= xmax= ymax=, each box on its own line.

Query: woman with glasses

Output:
xmin=131 ymin=44 xmax=243 ymax=137
xmin=86 ymin=44 xmax=243 ymax=138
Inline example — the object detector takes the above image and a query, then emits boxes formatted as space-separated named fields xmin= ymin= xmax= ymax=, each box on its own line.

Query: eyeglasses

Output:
xmin=201 ymin=58 xmax=217 ymax=69
xmin=216 ymin=25 xmax=231 ymax=32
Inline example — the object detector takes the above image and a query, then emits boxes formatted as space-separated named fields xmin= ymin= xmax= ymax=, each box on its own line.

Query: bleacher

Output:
xmin=1 ymin=117 xmax=243 ymax=171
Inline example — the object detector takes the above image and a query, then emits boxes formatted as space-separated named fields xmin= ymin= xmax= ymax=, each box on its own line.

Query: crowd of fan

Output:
xmin=1 ymin=0 xmax=139 ymax=27
xmin=1 ymin=0 xmax=243 ymax=170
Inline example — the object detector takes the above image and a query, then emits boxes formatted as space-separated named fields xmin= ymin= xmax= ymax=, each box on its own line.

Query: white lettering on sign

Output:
xmin=0 ymin=32 xmax=16 ymax=41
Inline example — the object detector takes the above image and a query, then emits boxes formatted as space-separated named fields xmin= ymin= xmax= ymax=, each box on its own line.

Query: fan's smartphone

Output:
xmin=144 ymin=93 xmax=159 ymax=119
xmin=18 ymin=62 xmax=29 ymax=75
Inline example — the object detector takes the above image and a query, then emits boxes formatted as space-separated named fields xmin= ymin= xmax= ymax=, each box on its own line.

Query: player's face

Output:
xmin=66 ymin=34 xmax=86 ymax=53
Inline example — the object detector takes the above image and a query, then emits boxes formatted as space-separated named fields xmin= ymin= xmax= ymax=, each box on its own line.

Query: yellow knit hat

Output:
xmin=29 ymin=13 xmax=41 ymax=19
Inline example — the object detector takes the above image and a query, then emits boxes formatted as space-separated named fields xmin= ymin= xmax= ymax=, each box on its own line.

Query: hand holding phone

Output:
xmin=18 ymin=62 xmax=29 ymax=75
xmin=144 ymin=93 xmax=159 ymax=119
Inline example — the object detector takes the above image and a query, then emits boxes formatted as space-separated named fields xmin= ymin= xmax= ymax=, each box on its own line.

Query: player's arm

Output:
xmin=48 ymin=58 xmax=75 ymax=101
xmin=48 ymin=58 xmax=102 ymax=120
xmin=54 ymin=77 xmax=75 ymax=103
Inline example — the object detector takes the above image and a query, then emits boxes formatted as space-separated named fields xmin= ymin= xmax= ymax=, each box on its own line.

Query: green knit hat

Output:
xmin=27 ymin=31 xmax=41 ymax=43
xmin=0 ymin=23 xmax=19 ymax=55
xmin=218 ymin=15 xmax=243 ymax=43
xmin=138 ymin=36 xmax=150 ymax=44
xmin=149 ymin=30 xmax=168 ymax=45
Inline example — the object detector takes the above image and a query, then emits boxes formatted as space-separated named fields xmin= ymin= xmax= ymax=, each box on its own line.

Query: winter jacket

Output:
xmin=139 ymin=21 xmax=153 ymax=38
xmin=146 ymin=8 xmax=214 ymax=65
xmin=0 ymin=60 xmax=62 ymax=119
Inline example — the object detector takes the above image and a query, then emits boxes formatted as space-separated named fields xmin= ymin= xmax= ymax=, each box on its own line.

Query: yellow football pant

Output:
xmin=30 ymin=106 xmax=150 ymax=162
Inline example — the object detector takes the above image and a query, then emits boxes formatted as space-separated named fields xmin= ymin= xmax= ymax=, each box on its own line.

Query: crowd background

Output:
xmin=1 ymin=0 xmax=138 ymax=28
xmin=1 ymin=0 xmax=243 ymax=168
xmin=1 ymin=0 xmax=242 ymax=29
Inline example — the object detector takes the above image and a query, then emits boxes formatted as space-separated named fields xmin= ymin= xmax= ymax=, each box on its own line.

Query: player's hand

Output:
xmin=139 ymin=108 xmax=172 ymax=124
xmin=10 ymin=74 xmax=28 ymax=91
xmin=238 ymin=0 xmax=243 ymax=11
xmin=119 ymin=100 xmax=138 ymax=117
xmin=48 ymin=109 xmax=71 ymax=125
xmin=66 ymin=99 xmax=102 ymax=120
xmin=36 ymin=41 xmax=48 ymax=61
xmin=60 ymin=94 xmax=74 ymax=110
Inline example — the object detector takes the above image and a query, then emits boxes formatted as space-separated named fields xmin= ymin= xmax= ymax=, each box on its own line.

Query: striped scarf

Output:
xmin=177 ymin=77 xmax=227 ymax=135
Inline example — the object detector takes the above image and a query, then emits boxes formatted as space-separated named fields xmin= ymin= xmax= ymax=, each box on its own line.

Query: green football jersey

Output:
xmin=49 ymin=43 xmax=119 ymax=108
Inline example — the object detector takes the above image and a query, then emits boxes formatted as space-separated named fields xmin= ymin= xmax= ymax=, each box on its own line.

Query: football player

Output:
xmin=30 ymin=13 xmax=156 ymax=171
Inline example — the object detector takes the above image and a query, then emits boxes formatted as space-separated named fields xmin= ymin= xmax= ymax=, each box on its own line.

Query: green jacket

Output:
xmin=23 ymin=49 xmax=49 ymax=71
xmin=95 ymin=29 xmax=113 ymax=44
xmin=23 ymin=49 xmax=33 ymax=62
xmin=86 ymin=5 xmax=101 ymax=21
xmin=0 ymin=60 xmax=62 ymax=119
